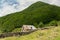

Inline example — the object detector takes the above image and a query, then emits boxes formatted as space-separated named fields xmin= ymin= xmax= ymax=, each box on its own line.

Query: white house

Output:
xmin=21 ymin=25 xmax=36 ymax=32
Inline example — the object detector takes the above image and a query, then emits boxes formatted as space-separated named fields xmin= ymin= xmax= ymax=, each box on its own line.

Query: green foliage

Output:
xmin=0 ymin=1 xmax=60 ymax=32
xmin=33 ymin=23 xmax=38 ymax=28
xmin=57 ymin=22 xmax=60 ymax=25
xmin=38 ymin=22 xmax=44 ymax=28
xmin=12 ymin=28 xmax=21 ymax=32
xmin=49 ymin=20 xmax=58 ymax=26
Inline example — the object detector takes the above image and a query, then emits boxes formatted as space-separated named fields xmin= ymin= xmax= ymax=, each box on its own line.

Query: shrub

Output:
xmin=12 ymin=28 xmax=21 ymax=32
xmin=33 ymin=23 xmax=38 ymax=28
xmin=57 ymin=21 xmax=60 ymax=26
xmin=49 ymin=20 xmax=58 ymax=26
xmin=38 ymin=22 xmax=44 ymax=28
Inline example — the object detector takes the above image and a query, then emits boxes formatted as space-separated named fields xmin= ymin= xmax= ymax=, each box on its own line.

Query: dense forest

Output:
xmin=0 ymin=1 xmax=60 ymax=33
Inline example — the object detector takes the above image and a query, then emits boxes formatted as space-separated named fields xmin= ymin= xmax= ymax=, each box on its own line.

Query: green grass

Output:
xmin=55 ymin=36 xmax=60 ymax=40
xmin=0 ymin=26 xmax=60 ymax=40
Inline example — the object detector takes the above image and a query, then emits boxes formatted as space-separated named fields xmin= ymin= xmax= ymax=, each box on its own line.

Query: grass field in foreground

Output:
xmin=0 ymin=26 xmax=60 ymax=40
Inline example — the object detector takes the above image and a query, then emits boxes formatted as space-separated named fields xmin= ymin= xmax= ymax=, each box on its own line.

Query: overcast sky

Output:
xmin=0 ymin=0 xmax=60 ymax=17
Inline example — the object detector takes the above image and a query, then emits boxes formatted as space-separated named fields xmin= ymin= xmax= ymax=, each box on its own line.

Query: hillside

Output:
xmin=0 ymin=1 xmax=60 ymax=32
xmin=0 ymin=26 xmax=60 ymax=40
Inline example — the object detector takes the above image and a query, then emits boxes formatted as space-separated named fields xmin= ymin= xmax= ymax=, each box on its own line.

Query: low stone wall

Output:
xmin=0 ymin=30 xmax=37 ymax=38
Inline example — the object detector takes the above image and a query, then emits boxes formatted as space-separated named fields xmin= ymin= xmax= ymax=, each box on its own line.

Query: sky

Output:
xmin=0 ymin=0 xmax=60 ymax=17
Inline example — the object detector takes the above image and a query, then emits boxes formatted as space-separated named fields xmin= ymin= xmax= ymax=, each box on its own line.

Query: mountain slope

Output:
xmin=0 ymin=1 xmax=60 ymax=32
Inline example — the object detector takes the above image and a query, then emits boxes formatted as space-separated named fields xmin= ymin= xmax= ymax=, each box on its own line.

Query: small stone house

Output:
xmin=21 ymin=25 xmax=36 ymax=32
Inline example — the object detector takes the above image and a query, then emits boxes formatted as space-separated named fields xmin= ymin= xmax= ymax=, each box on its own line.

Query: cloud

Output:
xmin=0 ymin=0 xmax=20 ymax=17
xmin=51 ymin=0 xmax=60 ymax=6
xmin=0 ymin=0 xmax=60 ymax=17
xmin=0 ymin=3 xmax=17 ymax=16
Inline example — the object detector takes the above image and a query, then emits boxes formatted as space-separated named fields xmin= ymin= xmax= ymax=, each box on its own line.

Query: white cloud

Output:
xmin=0 ymin=3 xmax=18 ymax=16
xmin=0 ymin=0 xmax=60 ymax=17
xmin=51 ymin=0 xmax=60 ymax=6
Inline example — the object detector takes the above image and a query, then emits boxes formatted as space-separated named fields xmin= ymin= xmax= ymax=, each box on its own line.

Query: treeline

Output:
xmin=0 ymin=1 xmax=60 ymax=33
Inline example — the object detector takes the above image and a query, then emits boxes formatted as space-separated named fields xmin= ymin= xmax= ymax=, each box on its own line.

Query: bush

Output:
xmin=49 ymin=20 xmax=58 ymax=26
xmin=38 ymin=22 xmax=44 ymax=28
xmin=57 ymin=21 xmax=60 ymax=26
xmin=33 ymin=23 xmax=38 ymax=28
xmin=12 ymin=28 xmax=21 ymax=32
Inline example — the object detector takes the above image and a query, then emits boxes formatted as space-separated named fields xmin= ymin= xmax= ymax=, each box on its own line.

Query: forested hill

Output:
xmin=0 ymin=1 xmax=60 ymax=32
